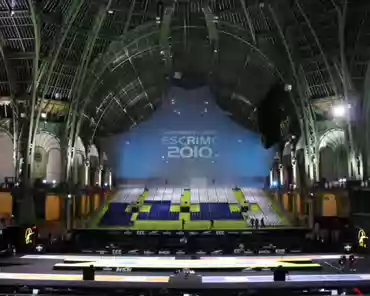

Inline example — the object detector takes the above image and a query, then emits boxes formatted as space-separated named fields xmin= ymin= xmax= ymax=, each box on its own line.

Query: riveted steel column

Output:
xmin=159 ymin=4 xmax=175 ymax=71
xmin=269 ymin=5 xmax=319 ymax=184
xmin=31 ymin=0 xmax=85 ymax=188
xmin=333 ymin=1 xmax=360 ymax=180
xmin=362 ymin=62 xmax=370 ymax=179
xmin=291 ymin=140 xmax=297 ymax=186
xmin=19 ymin=0 xmax=42 ymax=224
xmin=66 ymin=1 xmax=112 ymax=185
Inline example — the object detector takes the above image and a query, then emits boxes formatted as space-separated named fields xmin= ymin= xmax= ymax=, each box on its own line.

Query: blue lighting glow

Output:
xmin=101 ymin=87 xmax=275 ymax=187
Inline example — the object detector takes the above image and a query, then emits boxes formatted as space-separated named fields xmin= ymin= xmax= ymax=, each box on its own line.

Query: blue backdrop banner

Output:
xmin=101 ymin=87 xmax=275 ymax=187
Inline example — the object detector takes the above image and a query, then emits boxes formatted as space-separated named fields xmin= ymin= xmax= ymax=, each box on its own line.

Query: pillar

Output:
xmin=279 ymin=164 xmax=284 ymax=187
xmin=109 ymin=170 xmax=112 ymax=188
xmin=102 ymin=168 xmax=110 ymax=187
xmin=269 ymin=169 xmax=273 ymax=187
xmin=66 ymin=194 xmax=73 ymax=230
xmin=290 ymin=141 xmax=297 ymax=187
xmin=84 ymin=160 xmax=90 ymax=186
xmin=97 ymin=165 xmax=103 ymax=187
xmin=307 ymin=199 xmax=314 ymax=229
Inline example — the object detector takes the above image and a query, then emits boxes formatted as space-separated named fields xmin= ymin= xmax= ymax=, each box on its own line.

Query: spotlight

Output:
xmin=284 ymin=84 xmax=292 ymax=92
xmin=35 ymin=244 xmax=44 ymax=253
xmin=332 ymin=104 xmax=347 ymax=118
xmin=344 ymin=244 xmax=352 ymax=253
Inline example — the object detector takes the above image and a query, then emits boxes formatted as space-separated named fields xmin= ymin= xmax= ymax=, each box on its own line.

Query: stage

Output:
xmin=0 ymin=253 xmax=369 ymax=290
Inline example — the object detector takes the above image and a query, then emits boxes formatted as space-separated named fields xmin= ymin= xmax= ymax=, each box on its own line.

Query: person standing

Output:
xmin=210 ymin=219 xmax=214 ymax=229
xmin=261 ymin=217 xmax=265 ymax=228
xmin=339 ymin=255 xmax=347 ymax=272
xmin=349 ymin=254 xmax=356 ymax=271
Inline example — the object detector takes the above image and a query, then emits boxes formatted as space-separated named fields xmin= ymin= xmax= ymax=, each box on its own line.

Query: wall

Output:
xmin=0 ymin=131 xmax=14 ymax=183
xmin=33 ymin=146 xmax=48 ymax=180
xmin=101 ymin=87 xmax=275 ymax=187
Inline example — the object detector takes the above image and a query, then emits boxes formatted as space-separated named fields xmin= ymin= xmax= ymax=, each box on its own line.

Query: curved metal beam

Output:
xmin=268 ymin=4 xmax=318 ymax=181
xmin=67 ymin=0 xmax=113 ymax=183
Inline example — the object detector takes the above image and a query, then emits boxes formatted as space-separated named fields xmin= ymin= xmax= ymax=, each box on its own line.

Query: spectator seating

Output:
xmin=100 ymin=203 xmax=132 ymax=226
xmin=114 ymin=188 xmax=144 ymax=203
xmin=138 ymin=202 xmax=179 ymax=220
xmin=191 ymin=187 xmax=237 ymax=203
xmin=145 ymin=187 xmax=182 ymax=203
xmin=241 ymin=188 xmax=284 ymax=226
xmin=100 ymin=187 xmax=286 ymax=228
xmin=191 ymin=203 xmax=243 ymax=220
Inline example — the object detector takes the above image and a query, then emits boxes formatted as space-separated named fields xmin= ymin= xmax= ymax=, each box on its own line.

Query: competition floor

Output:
xmin=0 ymin=254 xmax=369 ymax=289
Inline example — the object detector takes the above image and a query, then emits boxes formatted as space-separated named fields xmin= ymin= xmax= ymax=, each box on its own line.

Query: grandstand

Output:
xmin=97 ymin=187 xmax=288 ymax=230
xmin=241 ymin=188 xmax=284 ymax=227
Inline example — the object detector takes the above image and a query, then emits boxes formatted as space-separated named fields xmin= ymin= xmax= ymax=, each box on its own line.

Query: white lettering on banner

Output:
xmin=112 ymin=249 xmax=122 ymax=255
xmin=162 ymin=136 xmax=215 ymax=146
xmin=168 ymin=146 xmax=213 ymax=158
xmin=162 ymin=132 xmax=217 ymax=159
xmin=116 ymin=267 xmax=132 ymax=272
xmin=275 ymin=249 xmax=286 ymax=254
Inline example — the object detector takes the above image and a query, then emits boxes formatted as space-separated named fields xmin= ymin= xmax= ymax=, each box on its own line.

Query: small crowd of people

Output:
xmin=339 ymin=254 xmax=356 ymax=272
xmin=180 ymin=217 xmax=266 ymax=230
xmin=250 ymin=217 xmax=265 ymax=229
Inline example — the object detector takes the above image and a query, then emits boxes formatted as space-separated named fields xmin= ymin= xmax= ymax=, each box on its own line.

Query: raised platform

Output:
xmin=0 ymin=253 xmax=369 ymax=291
xmin=69 ymin=228 xmax=335 ymax=255
xmin=50 ymin=254 xmax=322 ymax=272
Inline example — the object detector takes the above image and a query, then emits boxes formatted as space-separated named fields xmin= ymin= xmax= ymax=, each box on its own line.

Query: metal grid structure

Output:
xmin=0 ymin=0 xmax=369 ymax=221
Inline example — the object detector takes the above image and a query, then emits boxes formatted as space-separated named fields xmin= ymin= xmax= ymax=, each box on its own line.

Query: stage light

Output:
xmin=284 ymin=84 xmax=292 ymax=92
xmin=332 ymin=104 xmax=347 ymax=118
xmin=272 ymin=181 xmax=278 ymax=187
xmin=344 ymin=244 xmax=352 ymax=253
xmin=52 ymin=180 xmax=56 ymax=184
xmin=42 ymin=179 xmax=47 ymax=184
xmin=35 ymin=244 xmax=44 ymax=253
